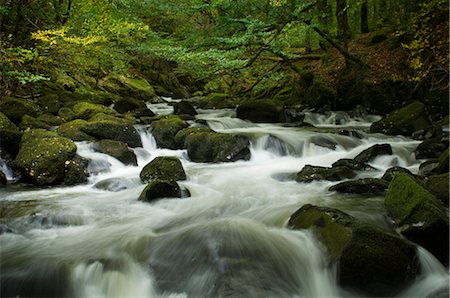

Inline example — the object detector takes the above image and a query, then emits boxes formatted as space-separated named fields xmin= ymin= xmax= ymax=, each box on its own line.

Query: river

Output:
xmin=0 ymin=101 xmax=448 ymax=297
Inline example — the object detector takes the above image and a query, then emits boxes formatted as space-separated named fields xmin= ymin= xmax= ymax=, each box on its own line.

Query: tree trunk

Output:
xmin=317 ymin=0 xmax=332 ymax=31
xmin=336 ymin=0 xmax=350 ymax=50
xmin=360 ymin=0 xmax=369 ymax=33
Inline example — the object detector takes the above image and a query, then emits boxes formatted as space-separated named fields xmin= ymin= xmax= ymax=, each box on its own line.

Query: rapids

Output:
xmin=0 ymin=102 xmax=448 ymax=297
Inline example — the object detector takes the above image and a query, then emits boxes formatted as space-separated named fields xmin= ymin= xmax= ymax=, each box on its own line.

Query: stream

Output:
xmin=0 ymin=101 xmax=448 ymax=297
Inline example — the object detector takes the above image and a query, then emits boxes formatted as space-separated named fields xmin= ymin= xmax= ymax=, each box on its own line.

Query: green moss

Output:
xmin=203 ymin=93 xmax=235 ymax=109
xmin=304 ymin=78 xmax=336 ymax=110
xmin=19 ymin=115 xmax=52 ymax=130
xmin=0 ymin=112 xmax=22 ymax=156
xmin=80 ymin=120 xmax=142 ymax=147
xmin=36 ymin=114 xmax=64 ymax=126
xmin=140 ymin=156 xmax=186 ymax=182
xmin=150 ymin=116 xmax=188 ymax=149
xmin=174 ymin=127 xmax=213 ymax=149
xmin=424 ymin=173 xmax=449 ymax=204
xmin=0 ymin=97 xmax=41 ymax=124
xmin=57 ymin=119 xmax=97 ymax=141
xmin=72 ymin=101 xmax=115 ymax=120
xmin=88 ymin=113 xmax=136 ymax=125
xmin=102 ymin=75 xmax=156 ymax=100
xmin=434 ymin=148 xmax=449 ymax=174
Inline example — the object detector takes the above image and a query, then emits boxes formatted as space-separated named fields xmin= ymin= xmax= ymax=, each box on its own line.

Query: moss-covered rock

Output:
xmin=236 ymin=100 xmax=284 ymax=123
xmin=295 ymin=165 xmax=356 ymax=183
xmin=173 ymin=101 xmax=197 ymax=116
xmin=113 ymin=97 xmax=146 ymax=114
xmin=414 ymin=139 xmax=448 ymax=159
xmin=385 ymin=173 xmax=449 ymax=265
xmin=328 ymin=178 xmax=388 ymax=195
xmin=150 ymin=116 xmax=188 ymax=149
xmin=353 ymin=143 xmax=392 ymax=163
xmin=304 ymin=77 xmax=336 ymax=110
xmin=88 ymin=112 xmax=136 ymax=125
xmin=381 ymin=167 xmax=414 ymax=182
xmin=101 ymin=75 xmax=156 ymax=100
xmin=0 ymin=97 xmax=41 ymax=124
xmin=423 ymin=173 xmax=449 ymax=205
xmin=433 ymin=148 xmax=449 ymax=174
xmin=185 ymin=132 xmax=251 ymax=163
xmin=36 ymin=93 xmax=62 ymax=115
xmin=331 ymin=158 xmax=373 ymax=171
xmin=72 ymin=101 xmax=116 ymax=120
xmin=288 ymin=204 xmax=418 ymax=296
xmin=93 ymin=140 xmax=137 ymax=166
xmin=36 ymin=114 xmax=64 ymax=126
xmin=174 ymin=127 xmax=214 ymax=149
xmin=19 ymin=115 xmax=52 ymax=130
xmin=139 ymin=156 xmax=186 ymax=183
xmin=202 ymin=93 xmax=235 ymax=109
xmin=57 ymin=119 xmax=97 ymax=142
xmin=58 ymin=107 xmax=76 ymax=122
xmin=370 ymin=101 xmax=431 ymax=136
xmin=80 ymin=120 xmax=142 ymax=147
xmin=14 ymin=129 xmax=87 ymax=186
xmin=0 ymin=112 xmax=22 ymax=157
xmin=138 ymin=179 xmax=182 ymax=202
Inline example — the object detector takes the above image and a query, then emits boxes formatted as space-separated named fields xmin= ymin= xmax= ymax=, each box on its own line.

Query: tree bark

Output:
xmin=336 ymin=0 xmax=350 ymax=50
xmin=360 ymin=0 xmax=369 ymax=33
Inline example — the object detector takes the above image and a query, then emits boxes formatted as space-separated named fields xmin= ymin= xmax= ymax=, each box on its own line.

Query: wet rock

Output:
xmin=0 ymin=97 xmax=40 ymax=124
xmin=310 ymin=135 xmax=338 ymax=150
xmin=113 ymin=97 xmax=146 ymax=114
xmin=131 ymin=107 xmax=155 ymax=119
xmin=174 ymin=127 xmax=214 ymax=149
xmin=418 ymin=159 xmax=440 ymax=177
xmin=63 ymin=155 xmax=89 ymax=185
xmin=140 ymin=156 xmax=186 ymax=183
xmin=338 ymin=129 xmax=364 ymax=139
xmin=353 ymin=143 xmax=392 ymax=163
xmin=93 ymin=140 xmax=137 ymax=166
xmin=150 ymin=116 xmax=189 ymax=149
xmin=385 ymin=173 xmax=449 ymax=266
xmin=281 ymin=107 xmax=305 ymax=124
xmin=236 ymin=100 xmax=284 ymax=123
xmin=332 ymin=158 xmax=373 ymax=171
xmin=0 ymin=171 xmax=6 ymax=185
xmin=370 ymin=101 xmax=431 ymax=136
xmin=80 ymin=120 xmax=142 ymax=147
xmin=173 ymin=101 xmax=197 ymax=116
xmin=14 ymin=129 xmax=87 ymax=186
xmin=328 ymin=178 xmax=388 ymax=195
xmin=414 ymin=139 xmax=448 ymax=159
xmin=185 ymin=132 xmax=251 ymax=163
xmin=288 ymin=204 xmax=418 ymax=297
xmin=93 ymin=177 xmax=137 ymax=192
xmin=0 ymin=112 xmax=22 ymax=157
xmin=138 ymin=180 xmax=182 ymax=202
xmin=433 ymin=148 xmax=449 ymax=174
xmin=423 ymin=173 xmax=449 ymax=205
xmin=381 ymin=167 xmax=414 ymax=182
xmin=19 ymin=115 xmax=52 ymax=130
xmin=295 ymin=165 xmax=356 ymax=183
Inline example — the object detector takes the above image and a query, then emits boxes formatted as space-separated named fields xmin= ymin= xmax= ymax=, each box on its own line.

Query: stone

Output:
xmin=328 ymin=178 xmax=388 ymax=195
xmin=80 ymin=120 xmax=142 ymax=147
xmin=72 ymin=101 xmax=116 ymax=120
xmin=296 ymin=165 xmax=356 ymax=183
xmin=0 ymin=97 xmax=40 ymax=124
xmin=381 ymin=167 xmax=414 ymax=182
xmin=140 ymin=156 xmax=186 ymax=183
xmin=423 ymin=173 xmax=449 ymax=205
xmin=353 ymin=143 xmax=392 ymax=163
xmin=173 ymin=101 xmax=197 ymax=116
xmin=150 ymin=116 xmax=189 ymax=149
xmin=414 ymin=139 xmax=448 ymax=159
xmin=0 ymin=112 xmax=22 ymax=157
xmin=138 ymin=180 xmax=182 ymax=202
xmin=174 ymin=127 xmax=214 ymax=149
xmin=57 ymin=119 xmax=97 ymax=142
xmin=331 ymin=158 xmax=373 ymax=171
xmin=113 ymin=97 xmax=146 ymax=114
xmin=93 ymin=140 xmax=137 ymax=166
xmin=236 ymin=100 xmax=284 ymax=123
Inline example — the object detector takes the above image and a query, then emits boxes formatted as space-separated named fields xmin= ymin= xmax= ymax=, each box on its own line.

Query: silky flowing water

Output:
xmin=0 ymin=102 xmax=448 ymax=297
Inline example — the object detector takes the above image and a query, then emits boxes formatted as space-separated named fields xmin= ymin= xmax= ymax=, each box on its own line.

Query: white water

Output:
xmin=0 ymin=106 xmax=448 ymax=297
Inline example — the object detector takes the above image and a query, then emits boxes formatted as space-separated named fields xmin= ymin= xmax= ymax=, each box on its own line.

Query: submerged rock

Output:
xmin=329 ymin=178 xmax=388 ymax=195
xmin=288 ymin=204 xmax=419 ymax=296
xmin=138 ymin=180 xmax=182 ymax=202
xmin=140 ymin=156 xmax=186 ymax=183
xmin=370 ymin=101 xmax=431 ymax=136
xmin=185 ymin=132 xmax=251 ymax=163
xmin=385 ymin=173 xmax=449 ymax=266
xmin=295 ymin=165 xmax=356 ymax=183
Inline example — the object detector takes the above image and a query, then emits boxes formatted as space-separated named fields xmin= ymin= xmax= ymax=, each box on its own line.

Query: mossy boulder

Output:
xmin=414 ymin=139 xmax=448 ymax=159
xmin=236 ymin=100 xmax=284 ymax=123
xmin=0 ymin=97 xmax=41 ymax=124
xmin=385 ymin=173 xmax=449 ymax=265
xmin=174 ymin=127 xmax=214 ymax=149
xmin=102 ymin=75 xmax=156 ymax=100
xmin=80 ymin=120 xmax=142 ymax=147
xmin=72 ymin=101 xmax=116 ymax=120
xmin=113 ymin=97 xmax=146 ymax=114
xmin=353 ymin=143 xmax=392 ymax=163
xmin=88 ymin=112 xmax=136 ymax=125
xmin=36 ymin=93 xmax=62 ymax=115
xmin=19 ymin=115 xmax=52 ymax=130
xmin=138 ymin=180 xmax=182 ymax=202
xmin=202 ymin=93 xmax=235 ymax=109
xmin=36 ymin=114 xmax=64 ymax=126
xmin=288 ymin=204 xmax=419 ymax=296
xmin=381 ymin=167 xmax=414 ymax=182
xmin=295 ymin=165 xmax=356 ymax=183
xmin=58 ymin=107 xmax=76 ymax=122
xmin=14 ymin=129 xmax=87 ymax=186
xmin=423 ymin=173 xmax=449 ymax=205
xmin=328 ymin=178 xmax=388 ymax=195
xmin=0 ymin=112 xmax=22 ymax=157
xmin=150 ymin=116 xmax=189 ymax=149
xmin=185 ymin=132 xmax=251 ymax=163
xmin=139 ymin=156 xmax=186 ymax=183
xmin=370 ymin=101 xmax=431 ymax=136
xmin=129 ymin=107 xmax=155 ymax=119
xmin=433 ymin=148 xmax=449 ymax=174
xmin=173 ymin=101 xmax=197 ymax=116
xmin=93 ymin=140 xmax=137 ymax=166
xmin=56 ymin=119 xmax=96 ymax=141
xmin=331 ymin=159 xmax=374 ymax=171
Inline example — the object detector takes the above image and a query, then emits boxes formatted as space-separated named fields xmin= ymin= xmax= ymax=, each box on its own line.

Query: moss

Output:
xmin=202 ymin=93 xmax=235 ymax=109
xmin=14 ymin=129 xmax=78 ymax=185
xmin=58 ymin=107 xmax=76 ymax=122
xmin=150 ymin=116 xmax=188 ymax=149
xmin=424 ymin=173 xmax=449 ymax=204
xmin=304 ymin=78 xmax=336 ymax=110
xmin=80 ymin=120 xmax=142 ymax=147
xmin=19 ymin=115 xmax=52 ymax=130
xmin=174 ymin=127 xmax=213 ymax=149
xmin=434 ymin=148 xmax=449 ymax=174
xmin=36 ymin=114 xmax=64 ymax=126
xmin=296 ymin=165 xmax=356 ymax=183
xmin=72 ymin=101 xmax=116 ymax=120
xmin=140 ymin=156 xmax=186 ymax=183
xmin=57 ymin=119 xmax=97 ymax=141
xmin=0 ymin=97 xmax=41 ymax=124
xmin=88 ymin=113 xmax=136 ymax=125
xmin=0 ymin=112 xmax=22 ymax=156
xmin=37 ymin=94 xmax=62 ymax=114
xmin=93 ymin=140 xmax=137 ymax=166
xmin=101 ymin=75 xmax=156 ymax=100
xmin=236 ymin=100 xmax=284 ymax=123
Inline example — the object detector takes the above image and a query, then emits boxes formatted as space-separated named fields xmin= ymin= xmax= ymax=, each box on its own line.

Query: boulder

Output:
xmin=0 ymin=112 xmax=22 ymax=157
xmin=174 ymin=127 xmax=214 ymax=149
xmin=101 ymin=75 xmax=156 ymax=100
xmin=310 ymin=135 xmax=338 ymax=150
xmin=62 ymin=156 xmax=89 ymax=186
xmin=417 ymin=159 xmax=440 ymax=177
xmin=236 ymin=100 xmax=284 ymax=123
xmin=433 ymin=148 xmax=449 ymax=174
xmin=130 ymin=107 xmax=155 ymax=119
xmin=173 ymin=101 xmax=197 ymax=116
xmin=288 ymin=204 xmax=418 ymax=296
xmin=414 ymin=139 xmax=448 ymax=159
xmin=72 ymin=101 xmax=116 ymax=120
xmin=370 ymin=101 xmax=431 ymax=136
xmin=353 ymin=143 xmax=392 ymax=163
xmin=150 ymin=116 xmax=189 ymax=149
xmin=80 ymin=120 xmax=142 ymax=147
xmin=93 ymin=140 xmax=137 ymax=166
xmin=331 ymin=158 xmax=373 ymax=171
xmin=423 ymin=173 xmax=449 ymax=205
xmin=19 ymin=115 xmax=52 ymax=130
xmin=57 ymin=107 xmax=76 ymax=122
xmin=0 ymin=171 xmax=6 ymax=185
xmin=57 ymin=119 xmax=97 ymax=142
xmin=140 ymin=156 xmax=186 ymax=183
xmin=185 ymin=132 xmax=251 ymax=163
xmin=14 ymin=129 xmax=87 ymax=186
xmin=328 ymin=178 xmax=388 ymax=195
xmin=385 ymin=173 xmax=449 ymax=266
xmin=138 ymin=180 xmax=182 ymax=202
xmin=381 ymin=167 xmax=414 ymax=182
xmin=295 ymin=165 xmax=356 ymax=183
xmin=0 ymin=97 xmax=40 ymax=124
xmin=113 ymin=97 xmax=146 ymax=114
